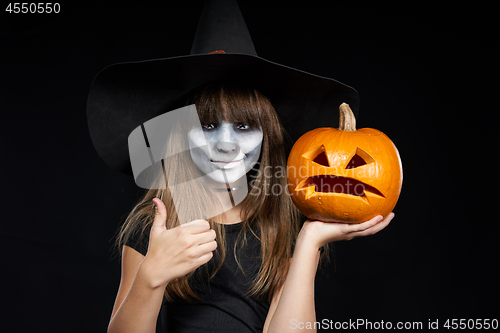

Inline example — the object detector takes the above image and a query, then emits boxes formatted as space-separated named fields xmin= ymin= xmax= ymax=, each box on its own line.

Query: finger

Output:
xmin=345 ymin=215 xmax=384 ymax=234
xmin=151 ymin=198 xmax=167 ymax=232
xmin=180 ymin=219 xmax=211 ymax=234
xmin=354 ymin=215 xmax=392 ymax=237
xmin=349 ymin=212 xmax=394 ymax=238
xmin=192 ymin=229 xmax=217 ymax=246
xmin=191 ymin=240 xmax=218 ymax=258
xmin=197 ymin=250 xmax=215 ymax=266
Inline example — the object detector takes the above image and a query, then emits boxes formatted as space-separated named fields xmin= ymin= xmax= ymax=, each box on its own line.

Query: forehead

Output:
xmin=194 ymin=86 xmax=263 ymax=126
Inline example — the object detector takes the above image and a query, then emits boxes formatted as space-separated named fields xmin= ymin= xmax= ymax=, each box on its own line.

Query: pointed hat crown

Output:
xmin=190 ymin=0 xmax=257 ymax=55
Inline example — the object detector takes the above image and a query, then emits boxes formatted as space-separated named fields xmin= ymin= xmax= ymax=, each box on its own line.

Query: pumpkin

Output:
xmin=287 ymin=103 xmax=402 ymax=223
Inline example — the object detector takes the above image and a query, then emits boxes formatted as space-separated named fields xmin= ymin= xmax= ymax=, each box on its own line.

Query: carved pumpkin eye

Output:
xmin=303 ymin=145 xmax=330 ymax=167
xmin=346 ymin=148 xmax=374 ymax=169
xmin=313 ymin=150 xmax=329 ymax=167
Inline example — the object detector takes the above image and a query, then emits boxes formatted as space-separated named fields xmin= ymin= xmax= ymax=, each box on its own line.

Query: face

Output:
xmin=188 ymin=121 xmax=263 ymax=184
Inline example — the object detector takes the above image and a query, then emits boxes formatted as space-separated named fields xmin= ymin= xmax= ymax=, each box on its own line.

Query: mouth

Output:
xmin=210 ymin=159 xmax=243 ymax=169
xmin=297 ymin=175 xmax=384 ymax=199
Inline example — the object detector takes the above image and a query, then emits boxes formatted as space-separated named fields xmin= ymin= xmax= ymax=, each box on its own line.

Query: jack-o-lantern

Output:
xmin=287 ymin=103 xmax=402 ymax=223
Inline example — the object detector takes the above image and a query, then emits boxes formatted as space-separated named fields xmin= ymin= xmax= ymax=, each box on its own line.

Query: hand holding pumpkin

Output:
xmin=298 ymin=213 xmax=395 ymax=250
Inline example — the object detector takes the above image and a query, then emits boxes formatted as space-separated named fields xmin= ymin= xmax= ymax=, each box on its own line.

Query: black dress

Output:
xmin=126 ymin=222 xmax=271 ymax=333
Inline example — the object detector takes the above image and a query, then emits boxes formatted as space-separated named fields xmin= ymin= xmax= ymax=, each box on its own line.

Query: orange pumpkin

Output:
xmin=287 ymin=103 xmax=402 ymax=223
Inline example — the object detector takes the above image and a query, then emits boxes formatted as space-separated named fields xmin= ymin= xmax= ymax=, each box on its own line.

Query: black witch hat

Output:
xmin=87 ymin=0 xmax=359 ymax=176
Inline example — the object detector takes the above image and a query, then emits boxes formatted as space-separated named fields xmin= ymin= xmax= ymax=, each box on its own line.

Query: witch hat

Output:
xmin=87 ymin=0 xmax=359 ymax=176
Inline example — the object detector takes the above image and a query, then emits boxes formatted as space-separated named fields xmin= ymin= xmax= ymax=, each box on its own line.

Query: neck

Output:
xmin=220 ymin=204 xmax=244 ymax=225
xmin=203 ymin=174 xmax=248 ymax=224
xmin=207 ymin=174 xmax=247 ymax=214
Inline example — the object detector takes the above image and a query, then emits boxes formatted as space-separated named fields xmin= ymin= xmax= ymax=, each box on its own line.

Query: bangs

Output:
xmin=192 ymin=84 xmax=267 ymax=128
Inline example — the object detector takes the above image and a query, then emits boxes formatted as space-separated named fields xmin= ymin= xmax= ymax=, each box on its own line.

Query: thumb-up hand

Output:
xmin=140 ymin=198 xmax=217 ymax=289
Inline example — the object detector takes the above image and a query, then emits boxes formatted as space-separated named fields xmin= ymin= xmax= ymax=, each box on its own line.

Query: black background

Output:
xmin=1 ymin=1 xmax=498 ymax=332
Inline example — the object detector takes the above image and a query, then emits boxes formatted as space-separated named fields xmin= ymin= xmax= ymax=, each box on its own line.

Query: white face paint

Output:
xmin=188 ymin=121 xmax=263 ymax=184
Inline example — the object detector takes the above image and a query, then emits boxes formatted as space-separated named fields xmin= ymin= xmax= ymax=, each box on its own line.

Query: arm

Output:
xmin=263 ymin=241 xmax=320 ymax=333
xmin=108 ymin=246 xmax=165 ymax=333
xmin=264 ymin=213 xmax=394 ymax=333
xmin=108 ymin=199 xmax=217 ymax=333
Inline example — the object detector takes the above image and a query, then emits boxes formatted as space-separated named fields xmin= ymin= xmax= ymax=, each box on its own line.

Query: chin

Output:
xmin=207 ymin=170 xmax=229 ymax=184
xmin=207 ymin=169 xmax=245 ymax=184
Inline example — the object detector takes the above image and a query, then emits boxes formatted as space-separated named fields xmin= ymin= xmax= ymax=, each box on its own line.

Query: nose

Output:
xmin=215 ymin=124 xmax=238 ymax=153
xmin=216 ymin=141 xmax=238 ymax=153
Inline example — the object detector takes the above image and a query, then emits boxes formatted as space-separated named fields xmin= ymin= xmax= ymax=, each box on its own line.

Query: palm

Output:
xmin=302 ymin=213 xmax=394 ymax=247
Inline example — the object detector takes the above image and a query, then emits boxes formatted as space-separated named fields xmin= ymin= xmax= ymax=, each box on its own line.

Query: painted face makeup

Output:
xmin=188 ymin=121 xmax=263 ymax=184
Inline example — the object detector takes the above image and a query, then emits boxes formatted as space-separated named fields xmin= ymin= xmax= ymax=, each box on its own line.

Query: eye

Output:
xmin=235 ymin=123 xmax=251 ymax=130
xmin=302 ymin=145 xmax=330 ymax=167
xmin=345 ymin=148 xmax=375 ymax=169
xmin=346 ymin=154 xmax=367 ymax=169
xmin=202 ymin=123 xmax=218 ymax=130
xmin=313 ymin=150 xmax=329 ymax=167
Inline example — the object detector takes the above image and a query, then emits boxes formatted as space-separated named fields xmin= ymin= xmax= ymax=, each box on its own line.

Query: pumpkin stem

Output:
xmin=339 ymin=103 xmax=356 ymax=131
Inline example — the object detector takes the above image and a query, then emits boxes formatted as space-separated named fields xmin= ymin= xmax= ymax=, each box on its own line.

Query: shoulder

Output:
xmin=125 ymin=227 xmax=150 ymax=256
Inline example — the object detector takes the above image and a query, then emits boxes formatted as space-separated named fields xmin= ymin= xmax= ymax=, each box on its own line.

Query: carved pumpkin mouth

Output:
xmin=298 ymin=175 xmax=385 ymax=199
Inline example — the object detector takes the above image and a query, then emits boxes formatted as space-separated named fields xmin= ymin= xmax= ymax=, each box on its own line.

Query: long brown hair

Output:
xmin=116 ymin=84 xmax=324 ymax=302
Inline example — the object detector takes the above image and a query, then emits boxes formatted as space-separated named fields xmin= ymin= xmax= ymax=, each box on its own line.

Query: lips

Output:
xmin=211 ymin=159 xmax=243 ymax=169
xmin=297 ymin=175 xmax=385 ymax=201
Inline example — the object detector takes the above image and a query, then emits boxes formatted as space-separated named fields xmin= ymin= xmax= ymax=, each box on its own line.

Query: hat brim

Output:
xmin=87 ymin=53 xmax=359 ymax=175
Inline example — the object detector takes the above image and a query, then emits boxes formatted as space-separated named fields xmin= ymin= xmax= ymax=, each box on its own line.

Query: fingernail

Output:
xmin=152 ymin=199 xmax=158 ymax=209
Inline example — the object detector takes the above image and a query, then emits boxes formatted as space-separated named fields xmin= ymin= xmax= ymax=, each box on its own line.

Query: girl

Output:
xmin=106 ymin=85 xmax=394 ymax=333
